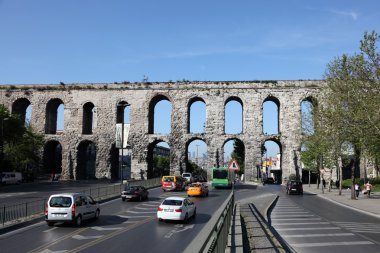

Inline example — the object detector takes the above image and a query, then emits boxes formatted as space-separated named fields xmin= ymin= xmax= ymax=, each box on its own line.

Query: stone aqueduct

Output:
xmin=0 ymin=80 xmax=323 ymax=183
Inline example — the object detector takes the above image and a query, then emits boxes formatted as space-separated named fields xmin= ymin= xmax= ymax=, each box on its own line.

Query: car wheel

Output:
xmin=75 ymin=215 xmax=82 ymax=227
xmin=47 ymin=221 xmax=55 ymax=227
xmin=95 ymin=209 xmax=100 ymax=219
xmin=183 ymin=213 xmax=189 ymax=223
xmin=122 ymin=197 xmax=126 ymax=201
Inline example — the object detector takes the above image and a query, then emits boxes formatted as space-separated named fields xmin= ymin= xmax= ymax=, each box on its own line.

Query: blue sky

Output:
xmin=2 ymin=0 xmax=380 ymax=161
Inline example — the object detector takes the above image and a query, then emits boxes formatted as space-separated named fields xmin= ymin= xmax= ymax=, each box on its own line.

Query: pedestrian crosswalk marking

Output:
xmin=282 ymin=233 xmax=354 ymax=238
xmin=292 ymin=241 xmax=374 ymax=247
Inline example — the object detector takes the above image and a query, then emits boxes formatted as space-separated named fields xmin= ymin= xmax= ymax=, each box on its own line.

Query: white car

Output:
xmin=45 ymin=193 xmax=100 ymax=226
xmin=157 ymin=197 xmax=196 ymax=222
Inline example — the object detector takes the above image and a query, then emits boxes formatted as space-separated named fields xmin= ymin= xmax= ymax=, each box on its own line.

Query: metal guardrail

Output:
xmin=183 ymin=191 xmax=234 ymax=253
xmin=0 ymin=178 xmax=161 ymax=227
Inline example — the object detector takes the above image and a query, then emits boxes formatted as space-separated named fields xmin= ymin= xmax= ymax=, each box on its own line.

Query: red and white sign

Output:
xmin=228 ymin=159 xmax=240 ymax=171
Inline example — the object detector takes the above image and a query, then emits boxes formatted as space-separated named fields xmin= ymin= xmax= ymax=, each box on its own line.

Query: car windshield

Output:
xmin=183 ymin=173 xmax=191 ymax=177
xmin=124 ymin=186 xmax=138 ymax=191
xmin=190 ymin=183 xmax=202 ymax=187
xmin=213 ymin=170 xmax=228 ymax=179
xmin=163 ymin=177 xmax=174 ymax=182
xmin=162 ymin=199 xmax=183 ymax=206
xmin=50 ymin=196 xmax=72 ymax=207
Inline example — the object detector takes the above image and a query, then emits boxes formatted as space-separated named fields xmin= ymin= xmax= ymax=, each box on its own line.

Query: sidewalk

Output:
xmin=303 ymin=184 xmax=380 ymax=218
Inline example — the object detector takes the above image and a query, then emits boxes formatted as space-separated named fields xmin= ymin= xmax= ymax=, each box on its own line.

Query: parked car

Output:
xmin=1 ymin=172 xmax=22 ymax=185
xmin=121 ymin=185 xmax=149 ymax=201
xmin=45 ymin=193 xmax=100 ymax=227
xmin=157 ymin=197 xmax=196 ymax=222
xmin=161 ymin=176 xmax=186 ymax=191
xmin=265 ymin=177 xmax=275 ymax=184
xmin=286 ymin=180 xmax=303 ymax=195
xmin=187 ymin=182 xmax=209 ymax=197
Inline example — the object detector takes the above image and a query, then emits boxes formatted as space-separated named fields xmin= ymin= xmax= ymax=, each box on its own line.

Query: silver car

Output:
xmin=45 ymin=193 xmax=100 ymax=226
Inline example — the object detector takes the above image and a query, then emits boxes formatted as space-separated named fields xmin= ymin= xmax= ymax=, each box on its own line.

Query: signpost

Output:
xmin=228 ymin=159 xmax=240 ymax=171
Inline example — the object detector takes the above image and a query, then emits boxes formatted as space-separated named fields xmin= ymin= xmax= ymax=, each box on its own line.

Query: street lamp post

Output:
xmin=117 ymin=102 xmax=129 ymax=184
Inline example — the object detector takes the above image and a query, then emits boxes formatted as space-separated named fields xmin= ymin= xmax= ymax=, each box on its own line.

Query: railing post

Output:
xmin=25 ymin=202 xmax=28 ymax=217
xmin=2 ymin=205 xmax=5 ymax=226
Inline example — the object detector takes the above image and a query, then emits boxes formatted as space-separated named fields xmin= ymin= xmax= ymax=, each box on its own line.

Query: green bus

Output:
xmin=211 ymin=167 xmax=234 ymax=189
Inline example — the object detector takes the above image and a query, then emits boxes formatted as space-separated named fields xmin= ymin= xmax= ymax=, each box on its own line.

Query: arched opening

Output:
xmin=262 ymin=139 xmax=282 ymax=183
xmin=301 ymin=97 xmax=317 ymax=135
xmin=116 ymin=101 xmax=131 ymax=180
xmin=187 ymin=139 xmax=208 ymax=178
xmin=45 ymin=98 xmax=64 ymax=134
xmin=82 ymin=102 xmax=95 ymax=134
xmin=188 ymin=98 xmax=206 ymax=134
xmin=147 ymin=141 xmax=170 ymax=178
xmin=225 ymin=97 xmax=243 ymax=134
xmin=43 ymin=140 xmax=62 ymax=176
xmin=76 ymin=141 xmax=96 ymax=180
xmin=223 ymin=139 xmax=245 ymax=177
xmin=263 ymin=96 xmax=280 ymax=135
xmin=12 ymin=98 xmax=31 ymax=125
xmin=148 ymin=95 xmax=171 ymax=134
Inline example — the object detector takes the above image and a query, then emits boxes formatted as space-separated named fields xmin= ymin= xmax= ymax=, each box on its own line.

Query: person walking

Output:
xmin=365 ymin=181 xmax=373 ymax=198
xmin=354 ymin=183 xmax=360 ymax=199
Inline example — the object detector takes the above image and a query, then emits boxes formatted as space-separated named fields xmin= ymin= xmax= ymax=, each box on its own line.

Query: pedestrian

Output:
xmin=354 ymin=183 xmax=360 ymax=199
xmin=365 ymin=181 xmax=373 ymax=198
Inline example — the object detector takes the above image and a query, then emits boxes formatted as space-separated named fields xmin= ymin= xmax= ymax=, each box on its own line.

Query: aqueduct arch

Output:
xmin=0 ymin=80 xmax=323 ymax=183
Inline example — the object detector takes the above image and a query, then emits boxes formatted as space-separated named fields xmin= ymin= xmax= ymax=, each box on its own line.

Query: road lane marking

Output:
xmin=292 ymin=241 xmax=374 ymax=247
xmin=276 ymin=227 xmax=341 ymax=231
xmin=271 ymin=218 xmax=322 ymax=221
xmin=271 ymin=214 xmax=316 ymax=217
xmin=272 ymin=222 xmax=330 ymax=225
xmin=91 ymin=226 xmax=123 ymax=231
xmin=118 ymin=215 xmax=152 ymax=218
xmin=72 ymin=235 xmax=103 ymax=240
xmin=126 ymin=210 xmax=156 ymax=214
xmin=66 ymin=217 xmax=155 ymax=253
xmin=28 ymin=227 xmax=88 ymax=253
xmin=43 ymin=227 xmax=58 ymax=232
xmin=282 ymin=233 xmax=355 ymax=238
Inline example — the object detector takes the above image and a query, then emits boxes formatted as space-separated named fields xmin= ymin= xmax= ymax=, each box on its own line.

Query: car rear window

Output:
xmin=189 ymin=183 xmax=202 ymax=187
xmin=163 ymin=177 xmax=174 ymax=182
xmin=49 ymin=196 xmax=72 ymax=207
xmin=162 ymin=199 xmax=183 ymax=206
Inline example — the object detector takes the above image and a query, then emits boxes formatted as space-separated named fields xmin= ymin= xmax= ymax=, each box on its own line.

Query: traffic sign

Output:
xmin=228 ymin=159 xmax=240 ymax=171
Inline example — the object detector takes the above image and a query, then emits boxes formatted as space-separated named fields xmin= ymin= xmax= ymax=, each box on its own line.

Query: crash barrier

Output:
xmin=183 ymin=191 xmax=234 ymax=253
xmin=0 ymin=177 xmax=161 ymax=227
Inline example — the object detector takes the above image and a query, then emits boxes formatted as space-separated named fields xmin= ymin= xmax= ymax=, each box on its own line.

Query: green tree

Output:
xmin=231 ymin=139 xmax=245 ymax=175
xmin=153 ymin=155 xmax=170 ymax=177
xmin=307 ymin=31 xmax=380 ymax=198
xmin=0 ymin=104 xmax=44 ymax=173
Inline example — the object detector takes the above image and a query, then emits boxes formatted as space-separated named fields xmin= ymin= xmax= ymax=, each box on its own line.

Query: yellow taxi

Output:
xmin=187 ymin=182 xmax=209 ymax=197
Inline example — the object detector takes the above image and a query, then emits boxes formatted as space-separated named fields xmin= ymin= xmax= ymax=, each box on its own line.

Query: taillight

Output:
xmin=72 ymin=203 xmax=76 ymax=217
xmin=175 ymin=208 xmax=182 ymax=212
xmin=157 ymin=207 xmax=163 ymax=211
xmin=45 ymin=202 xmax=48 ymax=215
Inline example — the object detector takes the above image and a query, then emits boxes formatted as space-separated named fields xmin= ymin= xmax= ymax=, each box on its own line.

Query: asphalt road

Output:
xmin=0 ymin=185 xmax=231 ymax=253
xmin=265 ymin=184 xmax=380 ymax=253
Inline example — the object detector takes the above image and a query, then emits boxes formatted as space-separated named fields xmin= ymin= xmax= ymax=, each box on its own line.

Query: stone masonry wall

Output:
xmin=0 ymin=80 xmax=324 ymax=183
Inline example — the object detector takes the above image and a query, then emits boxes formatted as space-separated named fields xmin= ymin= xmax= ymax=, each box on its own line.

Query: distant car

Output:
xmin=286 ymin=180 xmax=303 ymax=195
xmin=157 ymin=197 xmax=196 ymax=222
xmin=182 ymin=172 xmax=193 ymax=184
xmin=161 ymin=176 xmax=186 ymax=191
xmin=187 ymin=182 xmax=209 ymax=197
xmin=45 ymin=193 xmax=100 ymax=227
xmin=193 ymin=175 xmax=207 ymax=183
xmin=121 ymin=185 xmax=149 ymax=201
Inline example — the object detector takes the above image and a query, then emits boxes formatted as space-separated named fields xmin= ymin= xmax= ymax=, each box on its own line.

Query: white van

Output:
xmin=182 ymin=172 xmax=193 ymax=183
xmin=45 ymin=193 xmax=100 ymax=226
xmin=1 ymin=172 xmax=22 ymax=185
